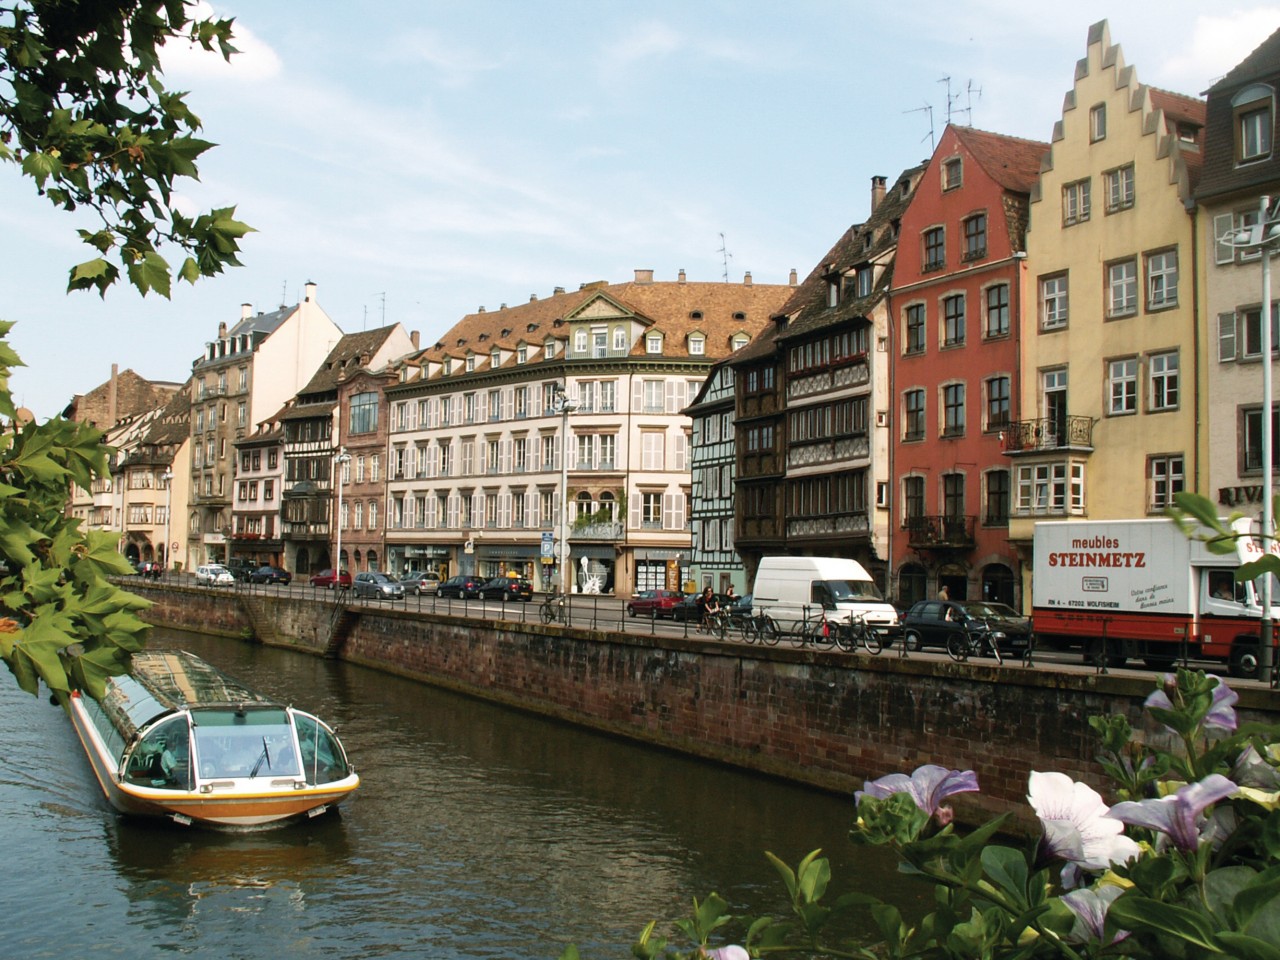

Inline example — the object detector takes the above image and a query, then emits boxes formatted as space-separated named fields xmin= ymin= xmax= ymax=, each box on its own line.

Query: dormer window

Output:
xmin=942 ymin=157 xmax=962 ymax=191
xmin=466 ymin=355 xmax=476 ymax=372
xmin=646 ymin=333 xmax=663 ymax=354
xmin=517 ymin=345 xmax=528 ymax=364
xmin=688 ymin=334 xmax=706 ymax=356
xmin=690 ymin=310 xmax=703 ymax=320
xmin=443 ymin=357 xmax=453 ymax=375
xmin=544 ymin=340 xmax=555 ymax=359
xmin=826 ymin=279 xmax=839 ymax=308
xmin=732 ymin=333 xmax=750 ymax=350
xmin=574 ymin=329 xmax=588 ymax=353
xmin=1234 ymin=84 xmax=1275 ymax=164
xmin=490 ymin=349 xmax=500 ymax=367
xmin=612 ymin=326 xmax=627 ymax=351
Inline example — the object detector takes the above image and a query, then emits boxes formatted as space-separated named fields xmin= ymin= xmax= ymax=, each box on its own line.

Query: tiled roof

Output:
xmin=298 ymin=325 xmax=402 ymax=397
xmin=951 ymin=126 xmax=1048 ymax=194
xmin=1149 ymin=88 xmax=1206 ymax=130
xmin=141 ymin=385 xmax=192 ymax=446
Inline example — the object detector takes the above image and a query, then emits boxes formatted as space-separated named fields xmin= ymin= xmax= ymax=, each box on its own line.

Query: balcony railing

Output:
xmin=1002 ymin=416 xmax=1095 ymax=453
xmin=570 ymin=521 xmax=623 ymax=541
xmin=905 ymin=515 xmax=976 ymax=549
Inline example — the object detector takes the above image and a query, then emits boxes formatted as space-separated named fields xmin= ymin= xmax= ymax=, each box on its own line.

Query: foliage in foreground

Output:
xmin=565 ymin=668 xmax=1280 ymax=959
xmin=0 ymin=0 xmax=252 ymax=297
xmin=0 ymin=326 xmax=151 ymax=705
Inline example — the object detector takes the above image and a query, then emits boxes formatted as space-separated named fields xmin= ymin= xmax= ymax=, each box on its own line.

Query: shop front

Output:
xmin=568 ymin=543 xmax=616 ymax=594
xmin=632 ymin=549 xmax=689 ymax=594
xmin=392 ymin=544 xmax=452 ymax=579
xmin=475 ymin=544 xmax=540 ymax=583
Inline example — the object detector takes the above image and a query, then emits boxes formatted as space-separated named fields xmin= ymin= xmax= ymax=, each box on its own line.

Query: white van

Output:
xmin=752 ymin=556 xmax=900 ymax=641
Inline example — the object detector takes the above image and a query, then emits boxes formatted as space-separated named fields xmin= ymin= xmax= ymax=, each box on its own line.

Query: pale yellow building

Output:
xmin=1008 ymin=20 xmax=1206 ymax=604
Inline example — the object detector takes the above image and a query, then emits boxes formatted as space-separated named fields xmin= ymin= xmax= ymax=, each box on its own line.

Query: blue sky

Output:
xmin=4 ymin=0 xmax=1278 ymax=419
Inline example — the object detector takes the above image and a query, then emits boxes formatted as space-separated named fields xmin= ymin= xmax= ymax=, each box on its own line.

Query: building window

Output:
xmin=942 ymin=294 xmax=965 ymax=346
xmin=1040 ymin=273 xmax=1068 ymax=330
xmin=1015 ymin=461 xmax=1085 ymax=514
xmin=985 ymin=375 xmax=1010 ymax=431
xmin=985 ymin=470 xmax=1010 ymax=526
xmin=466 ymin=355 xmax=476 ymax=372
xmin=349 ymin=392 xmax=378 ymax=434
xmin=984 ymin=284 xmax=1009 ymax=338
xmin=689 ymin=335 xmax=705 ymax=356
xmin=942 ymin=382 xmax=965 ymax=437
xmin=1063 ymin=179 xmax=1091 ymax=226
xmin=1242 ymin=304 xmax=1280 ymax=358
xmin=573 ymin=329 xmax=588 ymax=354
xmin=923 ymin=227 xmax=945 ymax=271
xmin=641 ymin=492 xmax=662 ymax=528
xmin=613 ymin=327 xmax=627 ymax=352
xmin=1105 ymin=164 xmax=1135 ymax=212
xmin=1148 ymin=455 xmax=1184 ymax=511
xmin=1146 ymin=249 xmax=1178 ymax=310
xmin=1090 ymin=103 xmax=1107 ymax=142
xmin=592 ymin=330 xmax=607 ymax=358
xmin=517 ymin=345 xmax=527 ymax=364
xmin=903 ymin=389 xmax=925 ymax=441
xmin=942 ymin=157 xmax=962 ymax=191
xmin=1149 ymin=351 xmax=1179 ymax=411
xmin=1108 ymin=358 xmax=1138 ymax=415
xmin=1243 ymin=407 xmax=1280 ymax=473
xmin=905 ymin=304 xmax=925 ymax=354
xmin=903 ymin=476 xmax=925 ymax=525
xmin=1106 ymin=258 xmax=1138 ymax=318
xmin=962 ymin=213 xmax=986 ymax=261
xmin=1234 ymin=84 xmax=1275 ymax=163
xmin=646 ymin=333 xmax=662 ymax=354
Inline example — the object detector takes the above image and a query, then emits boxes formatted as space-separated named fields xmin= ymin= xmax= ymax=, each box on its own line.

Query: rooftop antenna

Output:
xmin=904 ymin=102 xmax=935 ymax=152
xmin=718 ymin=232 xmax=734 ymax=282
xmin=379 ymin=292 xmax=386 ymax=325
xmin=281 ymin=280 xmax=288 ymax=307
xmin=965 ymin=79 xmax=983 ymax=126
xmin=362 ymin=305 xmax=368 ymax=331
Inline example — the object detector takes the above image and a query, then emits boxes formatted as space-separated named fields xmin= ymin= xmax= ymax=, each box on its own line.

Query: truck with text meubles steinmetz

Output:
xmin=1032 ymin=517 xmax=1279 ymax=679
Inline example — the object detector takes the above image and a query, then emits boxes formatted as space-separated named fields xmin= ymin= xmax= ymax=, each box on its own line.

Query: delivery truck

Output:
xmin=751 ymin=556 xmax=901 ymax=641
xmin=1032 ymin=518 xmax=1279 ymax=678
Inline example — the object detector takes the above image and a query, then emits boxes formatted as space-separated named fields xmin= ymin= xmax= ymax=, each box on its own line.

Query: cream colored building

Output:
xmin=1008 ymin=20 xmax=1206 ymax=602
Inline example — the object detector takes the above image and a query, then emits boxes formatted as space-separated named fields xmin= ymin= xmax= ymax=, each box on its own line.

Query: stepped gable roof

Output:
xmin=141 ymin=387 xmax=192 ymax=446
xmin=1205 ymin=27 xmax=1280 ymax=94
xmin=775 ymin=162 xmax=928 ymax=345
xmin=298 ymin=326 xmax=401 ymax=397
xmin=405 ymin=276 xmax=792 ymax=381
xmin=1149 ymin=87 xmax=1206 ymax=188
xmin=951 ymin=126 xmax=1048 ymax=194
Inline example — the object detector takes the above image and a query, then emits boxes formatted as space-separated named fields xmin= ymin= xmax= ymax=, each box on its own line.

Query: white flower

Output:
xmin=704 ymin=947 xmax=750 ymax=960
xmin=1028 ymin=772 xmax=1141 ymax=880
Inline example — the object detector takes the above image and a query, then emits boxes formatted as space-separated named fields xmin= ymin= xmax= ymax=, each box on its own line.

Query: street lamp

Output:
xmin=1225 ymin=195 xmax=1278 ymax=682
xmin=334 ymin=447 xmax=351 ymax=579
xmin=162 ymin=467 xmax=174 ymax=578
xmin=551 ymin=382 xmax=579 ymax=594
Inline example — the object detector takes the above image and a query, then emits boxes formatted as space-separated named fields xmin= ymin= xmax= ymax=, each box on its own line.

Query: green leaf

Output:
xmin=1108 ymin=896 xmax=1225 ymax=952
xmin=980 ymin=845 xmax=1030 ymax=909
xmin=1212 ymin=934 xmax=1280 ymax=960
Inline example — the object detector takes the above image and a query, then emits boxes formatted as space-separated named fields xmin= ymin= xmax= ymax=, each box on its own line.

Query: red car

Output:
xmin=626 ymin=589 xmax=684 ymax=618
xmin=309 ymin=568 xmax=352 ymax=589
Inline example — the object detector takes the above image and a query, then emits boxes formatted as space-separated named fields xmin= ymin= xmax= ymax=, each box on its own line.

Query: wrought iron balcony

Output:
xmin=570 ymin=521 xmax=624 ymax=541
xmin=905 ymin=515 xmax=976 ymax=549
xmin=1002 ymin=416 xmax=1094 ymax=454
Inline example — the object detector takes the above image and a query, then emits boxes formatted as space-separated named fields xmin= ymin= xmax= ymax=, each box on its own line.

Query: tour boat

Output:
xmin=69 ymin=650 xmax=360 ymax=829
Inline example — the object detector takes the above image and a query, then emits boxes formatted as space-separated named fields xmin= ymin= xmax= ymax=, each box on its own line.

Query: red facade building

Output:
xmin=889 ymin=125 xmax=1047 ymax=608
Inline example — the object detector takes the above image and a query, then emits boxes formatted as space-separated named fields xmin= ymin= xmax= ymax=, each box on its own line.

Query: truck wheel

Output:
xmin=1085 ymin=637 xmax=1128 ymax=669
xmin=1142 ymin=653 xmax=1176 ymax=671
xmin=1230 ymin=643 xmax=1261 ymax=680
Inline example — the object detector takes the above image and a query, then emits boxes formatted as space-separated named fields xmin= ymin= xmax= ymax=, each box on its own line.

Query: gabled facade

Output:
xmin=1009 ymin=20 xmax=1205 ymax=607
xmin=889 ymin=124 xmax=1047 ymax=609
xmin=228 ymin=418 xmax=284 ymax=569
xmin=115 ymin=387 xmax=192 ymax=571
xmin=383 ymin=271 xmax=790 ymax=593
xmin=186 ymin=282 xmax=342 ymax=570
xmin=685 ymin=360 xmax=744 ymax=594
xmin=1195 ymin=27 xmax=1280 ymax=515
xmin=733 ymin=170 xmax=926 ymax=589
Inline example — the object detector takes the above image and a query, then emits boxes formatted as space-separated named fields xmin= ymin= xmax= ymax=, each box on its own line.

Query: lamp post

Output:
xmin=334 ymin=447 xmax=351 ymax=579
xmin=162 ymin=467 xmax=174 ymax=578
xmin=1226 ymin=195 xmax=1278 ymax=682
xmin=552 ymin=382 xmax=579 ymax=594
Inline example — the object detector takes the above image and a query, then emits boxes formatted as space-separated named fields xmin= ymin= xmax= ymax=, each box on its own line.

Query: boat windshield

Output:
xmin=191 ymin=708 xmax=301 ymax=780
xmin=824 ymin=579 xmax=885 ymax=602
xmin=294 ymin=711 xmax=351 ymax=785
xmin=123 ymin=715 xmax=192 ymax=790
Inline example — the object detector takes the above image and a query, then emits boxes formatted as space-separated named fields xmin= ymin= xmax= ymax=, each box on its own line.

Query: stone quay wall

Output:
xmin=133 ymin=583 xmax=1280 ymax=825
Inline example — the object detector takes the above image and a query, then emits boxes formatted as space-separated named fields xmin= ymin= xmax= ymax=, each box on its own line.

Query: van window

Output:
xmin=810 ymin=582 xmax=834 ymax=607
xmin=823 ymin=579 xmax=885 ymax=602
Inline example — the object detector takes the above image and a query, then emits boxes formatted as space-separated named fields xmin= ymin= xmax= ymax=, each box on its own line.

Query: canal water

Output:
xmin=0 ymin=628 xmax=917 ymax=959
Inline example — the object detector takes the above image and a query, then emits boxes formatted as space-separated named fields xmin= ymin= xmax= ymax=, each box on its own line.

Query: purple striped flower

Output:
xmin=1108 ymin=775 xmax=1238 ymax=853
xmin=856 ymin=763 xmax=980 ymax=816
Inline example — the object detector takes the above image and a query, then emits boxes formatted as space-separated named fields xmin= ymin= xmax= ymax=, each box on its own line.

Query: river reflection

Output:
xmin=2 ymin=629 xmax=918 ymax=959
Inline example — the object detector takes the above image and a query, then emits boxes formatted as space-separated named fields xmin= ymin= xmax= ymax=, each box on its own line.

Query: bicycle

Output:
xmin=831 ymin=612 xmax=882 ymax=655
xmin=792 ymin=607 xmax=837 ymax=650
xmin=946 ymin=624 xmax=1003 ymax=665
xmin=539 ymin=592 xmax=567 ymax=625
xmin=737 ymin=610 xmax=780 ymax=645
xmin=696 ymin=609 xmax=728 ymax=640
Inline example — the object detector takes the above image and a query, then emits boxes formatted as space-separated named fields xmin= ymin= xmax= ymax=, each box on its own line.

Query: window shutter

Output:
xmin=1218 ymin=313 xmax=1237 ymax=362
xmin=629 ymin=492 xmax=642 ymax=530
xmin=632 ymin=377 xmax=643 ymax=412
xmin=1213 ymin=213 xmax=1236 ymax=265
xmin=674 ymin=490 xmax=686 ymax=529
xmin=428 ymin=398 xmax=438 ymax=429
xmin=662 ymin=492 xmax=677 ymax=529
xmin=499 ymin=494 xmax=511 ymax=528
xmin=500 ymin=439 xmax=511 ymax=473
xmin=665 ymin=379 xmax=677 ymax=413
xmin=674 ymin=433 xmax=688 ymax=471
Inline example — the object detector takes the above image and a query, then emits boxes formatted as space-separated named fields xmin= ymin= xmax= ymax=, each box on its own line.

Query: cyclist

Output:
xmin=696 ymin=587 xmax=721 ymax=630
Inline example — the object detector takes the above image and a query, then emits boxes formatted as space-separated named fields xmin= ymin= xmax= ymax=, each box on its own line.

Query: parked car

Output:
xmin=625 ymin=589 xmax=684 ymax=618
xmin=353 ymin=571 xmax=405 ymax=601
xmin=194 ymin=564 xmax=235 ymax=587
xmin=225 ymin=558 xmax=256 ymax=582
xmin=248 ymin=565 xmax=292 ymax=585
xmin=437 ymin=574 xmax=486 ymax=599
xmin=401 ymin=569 xmax=442 ymax=595
xmin=477 ymin=576 xmax=533 ymax=601
xmin=901 ymin=600 xmax=1032 ymax=655
xmin=309 ymin=568 xmax=352 ymax=589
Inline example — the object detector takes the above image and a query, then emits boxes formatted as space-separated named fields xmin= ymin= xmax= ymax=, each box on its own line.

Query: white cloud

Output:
xmin=602 ymin=21 xmax=685 ymax=66
xmin=1163 ymin=8 xmax=1280 ymax=91
xmin=160 ymin=2 xmax=283 ymax=82
xmin=383 ymin=29 xmax=505 ymax=88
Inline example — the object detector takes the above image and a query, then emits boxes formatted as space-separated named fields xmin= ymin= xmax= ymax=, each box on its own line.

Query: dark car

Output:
xmin=226 ymin=558 xmax=256 ymax=582
xmin=438 ymin=574 xmax=486 ymax=599
xmin=309 ymin=568 xmax=352 ymax=589
xmin=353 ymin=571 xmax=405 ymax=600
xmin=625 ymin=589 xmax=684 ymax=618
xmin=902 ymin=600 xmax=1032 ymax=655
xmin=248 ymin=565 xmax=292 ymax=585
xmin=475 ymin=576 xmax=533 ymax=601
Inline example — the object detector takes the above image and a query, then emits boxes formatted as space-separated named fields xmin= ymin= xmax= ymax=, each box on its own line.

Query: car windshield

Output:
xmin=961 ymin=603 xmax=1018 ymax=619
xmin=824 ymin=579 xmax=884 ymax=601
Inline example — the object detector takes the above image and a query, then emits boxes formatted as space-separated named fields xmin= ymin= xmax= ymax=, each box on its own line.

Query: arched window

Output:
xmin=575 ymin=490 xmax=593 ymax=521
xmin=898 ymin=563 xmax=926 ymax=608
xmin=981 ymin=563 xmax=1016 ymax=607
xmin=599 ymin=490 xmax=616 ymax=520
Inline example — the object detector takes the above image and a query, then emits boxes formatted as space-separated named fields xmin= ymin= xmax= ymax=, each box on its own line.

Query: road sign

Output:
xmin=541 ymin=532 xmax=555 ymax=558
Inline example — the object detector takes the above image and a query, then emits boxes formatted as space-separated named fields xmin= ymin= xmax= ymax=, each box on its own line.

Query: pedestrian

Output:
xmin=938 ymin=585 xmax=949 ymax=601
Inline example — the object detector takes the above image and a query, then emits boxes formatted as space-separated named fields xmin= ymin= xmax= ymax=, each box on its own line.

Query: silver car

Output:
xmin=352 ymin=571 xmax=405 ymax=600
xmin=195 ymin=564 xmax=235 ymax=587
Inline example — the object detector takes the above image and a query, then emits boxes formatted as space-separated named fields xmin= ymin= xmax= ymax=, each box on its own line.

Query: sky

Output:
xmin=4 ymin=1 xmax=1279 ymax=420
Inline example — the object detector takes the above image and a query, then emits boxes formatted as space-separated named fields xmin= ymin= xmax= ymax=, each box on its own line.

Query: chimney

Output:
xmin=870 ymin=175 xmax=887 ymax=213
xmin=789 ymin=268 xmax=798 ymax=286
xmin=241 ymin=302 xmax=252 ymax=320
xmin=743 ymin=271 xmax=753 ymax=286
xmin=678 ymin=269 xmax=686 ymax=283
xmin=530 ymin=294 xmax=538 ymax=302
xmin=478 ymin=306 xmax=486 ymax=313
xmin=634 ymin=269 xmax=654 ymax=284
xmin=304 ymin=280 xmax=316 ymax=303
xmin=411 ymin=330 xmax=420 ymax=349
xmin=553 ymin=286 xmax=565 ymax=295
xmin=218 ymin=321 xmax=227 ymax=338
xmin=109 ymin=363 xmax=119 ymax=425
